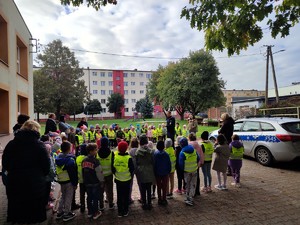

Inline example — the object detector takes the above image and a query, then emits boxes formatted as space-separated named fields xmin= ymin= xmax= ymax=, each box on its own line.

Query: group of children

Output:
xmin=41 ymin=122 xmax=244 ymax=222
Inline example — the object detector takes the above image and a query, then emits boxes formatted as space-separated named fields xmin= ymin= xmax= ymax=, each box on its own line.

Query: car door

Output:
xmin=237 ymin=121 xmax=262 ymax=156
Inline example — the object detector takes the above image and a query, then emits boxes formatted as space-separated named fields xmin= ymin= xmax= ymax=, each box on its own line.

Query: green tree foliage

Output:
xmin=181 ymin=0 xmax=300 ymax=56
xmin=61 ymin=0 xmax=117 ymax=10
xmin=84 ymin=99 xmax=102 ymax=118
xmin=106 ymin=92 xmax=124 ymax=119
xmin=36 ymin=39 xmax=89 ymax=118
xmin=135 ymin=96 xmax=154 ymax=119
xmin=148 ymin=49 xmax=225 ymax=119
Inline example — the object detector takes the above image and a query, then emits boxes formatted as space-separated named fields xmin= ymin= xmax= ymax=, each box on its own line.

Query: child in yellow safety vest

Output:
xmin=182 ymin=125 xmax=188 ymax=138
xmin=199 ymin=131 xmax=214 ymax=193
xmin=152 ymin=126 xmax=157 ymax=143
xmin=164 ymin=138 xmax=176 ymax=199
xmin=88 ymin=126 xmax=96 ymax=143
xmin=156 ymin=124 xmax=163 ymax=141
xmin=228 ymin=134 xmax=244 ymax=188
xmin=175 ymin=123 xmax=182 ymax=137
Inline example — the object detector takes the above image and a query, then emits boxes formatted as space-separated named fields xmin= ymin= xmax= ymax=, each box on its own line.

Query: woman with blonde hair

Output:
xmin=2 ymin=120 xmax=50 ymax=224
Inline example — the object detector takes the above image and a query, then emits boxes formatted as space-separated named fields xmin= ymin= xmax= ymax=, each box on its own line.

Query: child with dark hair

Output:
xmin=229 ymin=134 xmax=244 ymax=188
xmin=82 ymin=143 xmax=104 ymax=220
xmin=174 ymin=136 xmax=186 ymax=194
xmin=200 ymin=131 xmax=214 ymax=193
xmin=212 ymin=134 xmax=231 ymax=190
xmin=154 ymin=140 xmax=171 ymax=206
xmin=55 ymin=141 xmax=78 ymax=222
xmin=76 ymin=144 xmax=88 ymax=213
xmin=128 ymin=137 xmax=140 ymax=203
xmin=13 ymin=114 xmax=30 ymax=133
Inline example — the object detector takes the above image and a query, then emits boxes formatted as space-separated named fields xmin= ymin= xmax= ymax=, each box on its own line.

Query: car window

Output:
xmin=281 ymin=122 xmax=300 ymax=134
xmin=241 ymin=121 xmax=260 ymax=132
xmin=234 ymin=122 xmax=243 ymax=131
xmin=260 ymin=122 xmax=275 ymax=131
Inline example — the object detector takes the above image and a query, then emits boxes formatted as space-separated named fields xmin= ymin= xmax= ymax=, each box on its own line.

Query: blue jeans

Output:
xmin=86 ymin=184 xmax=100 ymax=216
xmin=201 ymin=162 xmax=212 ymax=187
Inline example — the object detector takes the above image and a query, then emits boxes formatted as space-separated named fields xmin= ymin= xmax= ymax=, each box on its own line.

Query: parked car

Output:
xmin=209 ymin=117 xmax=300 ymax=166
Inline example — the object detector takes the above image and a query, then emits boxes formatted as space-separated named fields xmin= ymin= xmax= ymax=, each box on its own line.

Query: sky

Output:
xmin=15 ymin=0 xmax=300 ymax=91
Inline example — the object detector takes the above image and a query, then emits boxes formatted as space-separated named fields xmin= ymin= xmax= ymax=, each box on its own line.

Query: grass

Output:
xmin=39 ymin=118 xmax=218 ymax=137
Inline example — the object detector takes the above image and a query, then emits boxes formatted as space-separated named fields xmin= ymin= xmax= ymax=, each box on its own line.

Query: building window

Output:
xmin=93 ymin=90 xmax=98 ymax=94
xmin=109 ymin=81 xmax=113 ymax=86
xmin=109 ymin=90 xmax=113 ymax=94
xmin=131 ymin=82 xmax=135 ymax=86
xmin=117 ymin=85 xmax=121 ymax=90
xmin=102 ymin=108 xmax=106 ymax=113
xmin=146 ymin=73 xmax=152 ymax=79
xmin=100 ymin=81 xmax=105 ymax=86
xmin=123 ymin=73 xmax=128 ymax=77
xmin=139 ymin=73 xmax=144 ymax=77
xmin=108 ymin=72 xmax=113 ymax=77
xmin=16 ymin=36 xmax=28 ymax=79
xmin=124 ymin=82 xmax=128 ymax=86
xmin=100 ymin=72 xmax=105 ymax=77
xmin=125 ymin=108 xmax=129 ymax=112
xmin=92 ymin=71 xmax=97 ymax=76
xmin=124 ymin=90 xmax=128 ymax=95
xmin=132 ymin=107 xmax=135 ymax=111
xmin=124 ymin=99 xmax=128 ymax=104
xmin=101 ymin=99 xmax=106 ymax=104
xmin=0 ymin=15 xmax=8 ymax=65
xmin=131 ymin=73 xmax=135 ymax=77
xmin=101 ymin=90 xmax=106 ymax=95
xmin=116 ymin=76 xmax=120 ymax=80
xmin=93 ymin=81 xmax=97 ymax=85
xmin=131 ymin=99 xmax=136 ymax=103
xmin=140 ymin=90 xmax=144 ymax=94
xmin=140 ymin=82 xmax=144 ymax=86
xmin=131 ymin=90 xmax=136 ymax=94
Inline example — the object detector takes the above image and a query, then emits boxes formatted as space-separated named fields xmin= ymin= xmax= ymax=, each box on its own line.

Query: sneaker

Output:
xmin=88 ymin=214 xmax=93 ymax=219
xmin=151 ymin=193 xmax=156 ymax=199
xmin=99 ymin=206 xmax=105 ymax=212
xmin=201 ymin=187 xmax=207 ymax=193
xmin=46 ymin=203 xmax=54 ymax=210
xmin=166 ymin=193 xmax=173 ymax=199
xmin=56 ymin=212 xmax=64 ymax=220
xmin=117 ymin=213 xmax=123 ymax=218
xmin=93 ymin=211 xmax=102 ymax=220
xmin=207 ymin=186 xmax=212 ymax=192
xmin=214 ymin=184 xmax=223 ymax=190
xmin=231 ymin=182 xmax=237 ymax=186
xmin=221 ymin=185 xmax=228 ymax=190
xmin=63 ymin=212 xmax=76 ymax=222
xmin=185 ymin=200 xmax=194 ymax=206
xmin=175 ymin=189 xmax=182 ymax=194
xmin=109 ymin=203 xmax=115 ymax=210
xmin=123 ymin=211 xmax=129 ymax=217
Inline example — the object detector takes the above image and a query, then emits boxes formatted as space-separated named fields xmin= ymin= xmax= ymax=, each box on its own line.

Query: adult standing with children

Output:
xmin=165 ymin=111 xmax=175 ymax=145
xmin=2 ymin=120 xmax=50 ymax=224
xmin=45 ymin=113 xmax=57 ymax=134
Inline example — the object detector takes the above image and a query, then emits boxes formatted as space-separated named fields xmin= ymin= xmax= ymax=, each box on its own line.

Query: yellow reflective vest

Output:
xmin=230 ymin=146 xmax=244 ymax=160
xmin=114 ymin=154 xmax=131 ymax=182
xmin=124 ymin=132 xmax=130 ymax=142
xmin=165 ymin=146 xmax=176 ymax=173
xmin=183 ymin=150 xmax=198 ymax=173
xmin=108 ymin=129 xmax=116 ymax=139
xmin=202 ymin=141 xmax=214 ymax=161
xmin=156 ymin=127 xmax=163 ymax=137
xmin=175 ymin=126 xmax=182 ymax=136
xmin=76 ymin=155 xmax=86 ymax=183
xmin=76 ymin=134 xmax=84 ymax=146
xmin=98 ymin=152 xmax=113 ymax=177
xmin=182 ymin=129 xmax=188 ymax=138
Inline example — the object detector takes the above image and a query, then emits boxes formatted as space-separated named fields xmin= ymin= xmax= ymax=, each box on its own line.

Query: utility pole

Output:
xmin=265 ymin=46 xmax=270 ymax=106
xmin=269 ymin=47 xmax=279 ymax=103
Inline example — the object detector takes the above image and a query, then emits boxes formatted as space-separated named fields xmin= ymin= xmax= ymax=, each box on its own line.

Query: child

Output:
xmin=135 ymin=135 xmax=155 ymax=210
xmin=82 ymin=143 xmax=104 ymax=220
xmin=128 ymin=137 xmax=139 ymax=203
xmin=229 ymin=134 xmax=244 ymax=188
xmin=175 ymin=136 xmax=185 ymax=194
xmin=179 ymin=137 xmax=200 ymax=206
xmin=200 ymin=131 xmax=214 ymax=193
xmin=98 ymin=137 xmax=115 ymax=211
xmin=113 ymin=141 xmax=134 ymax=217
xmin=44 ymin=144 xmax=56 ymax=210
xmin=75 ymin=144 xmax=87 ymax=213
xmin=55 ymin=141 xmax=78 ymax=222
xmin=147 ymin=126 xmax=153 ymax=142
xmin=88 ymin=126 xmax=96 ymax=143
xmin=212 ymin=134 xmax=231 ymax=190
xmin=175 ymin=122 xmax=182 ymax=137
xmin=148 ymin=141 xmax=156 ymax=199
xmin=154 ymin=140 xmax=171 ymax=206
xmin=165 ymin=138 xmax=176 ymax=199
xmin=182 ymin=125 xmax=188 ymax=138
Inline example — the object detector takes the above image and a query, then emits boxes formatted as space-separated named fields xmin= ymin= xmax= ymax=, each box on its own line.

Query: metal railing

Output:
xmin=259 ymin=106 xmax=300 ymax=119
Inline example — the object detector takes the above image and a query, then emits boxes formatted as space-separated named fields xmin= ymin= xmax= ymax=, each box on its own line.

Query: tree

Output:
xmin=154 ymin=50 xmax=225 ymax=118
xmin=181 ymin=0 xmax=300 ymax=56
xmin=36 ymin=39 xmax=89 ymax=118
xmin=61 ymin=0 xmax=117 ymax=10
xmin=33 ymin=70 xmax=55 ymax=122
xmin=84 ymin=99 xmax=102 ymax=118
xmin=106 ymin=92 xmax=124 ymax=119
xmin=135 ymin=96 xmax=154 ymax=119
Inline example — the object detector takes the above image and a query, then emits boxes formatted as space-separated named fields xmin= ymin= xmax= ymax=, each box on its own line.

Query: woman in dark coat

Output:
xmin=2 ymin=120 xmax=50 ymax=224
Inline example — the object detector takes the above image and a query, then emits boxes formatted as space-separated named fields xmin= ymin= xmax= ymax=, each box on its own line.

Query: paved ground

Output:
xmin=0 ymin=152 xmax=299 ymax=225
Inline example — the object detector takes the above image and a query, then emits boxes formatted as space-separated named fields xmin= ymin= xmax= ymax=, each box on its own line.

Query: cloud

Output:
xmin=15 ymin=0 xmax=300 ymax=90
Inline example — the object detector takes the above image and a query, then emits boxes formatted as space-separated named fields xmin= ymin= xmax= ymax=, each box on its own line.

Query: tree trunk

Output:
xmin=37 ymin=112 xmax=40 ymax=122
xmin=73 ymin=113 xmax=76 ymax=121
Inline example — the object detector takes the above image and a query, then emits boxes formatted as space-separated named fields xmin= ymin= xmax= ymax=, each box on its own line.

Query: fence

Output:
xmin=259 ymin=106 xmax=300 ymax=119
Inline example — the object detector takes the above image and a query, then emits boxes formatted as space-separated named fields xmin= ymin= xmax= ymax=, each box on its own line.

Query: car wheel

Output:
xmin=255 ymin=147 xmax=273 ymax=166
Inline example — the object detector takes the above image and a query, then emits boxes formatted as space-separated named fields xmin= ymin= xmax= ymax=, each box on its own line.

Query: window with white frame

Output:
xmin=117 ymin=85 xmax=121 ymax=90
xmin=146 ymin=73 xmax=152 ymax=79
xmin=125 ymin=108 xmax=129 ymax=112
xmin=102 ymin=108 xmax=106 ymax=113
xmin=109 ymin=81 xmax=113 ymax=86
xmin=123 ymin=73 xmax=128 ymax=77
xmin=140 ymin=90 xmax=144 ymax=94
xmin=131 ymin=90 xmax=135 ymax=94
xmin=101 ymin=99 xmax=106 ymax=104
xmin=108 ymin=72 xmax=113 ymax=77
xmin=124 ymin=99 xmax=128 ymax=104
xmin=124 ymin=90 xmax=128 ymax=95
xmin=131 ymin=82 xmax=135 ymax=86
xmin=101 ymin=90 xmax=106 ymax=95
xmin=101 ymin=81 xmax=105 ymax=86
xmin=116 ymin=76 xmax=120 ymax=80
xmin=140 ymin=82 xmax=144 ymax=86
xmin=92 ymin=71 xmax=97 ymax=76
xmin=124 ymin=82 xmax=128 ymax=86
xmin=109 ymin=90 xmax=113 ymax=94
xmin=131 ymin=73 xmax=135 ymax=77
xmin=139 ymin=73 xmax=144 ymax=77
xmin=93 ymin=81 xmax=97 ymax=85
xmin=131 ymin=99 xmax=136 ymax=103
xmin=93 ymin=90 xmax=98 ymax=94
xmin=100 ymin=72 xmax=105 ymax=77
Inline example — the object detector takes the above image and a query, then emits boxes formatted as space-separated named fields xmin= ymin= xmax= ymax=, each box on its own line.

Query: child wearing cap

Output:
xmin=154 ymin=140 xmax=171 ymax=206
xmin=113 ymin=141 xmax=134 ymax=217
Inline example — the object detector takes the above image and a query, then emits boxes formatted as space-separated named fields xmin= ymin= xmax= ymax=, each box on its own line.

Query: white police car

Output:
xmin=209 ymin=117 xmax=300 ymax=166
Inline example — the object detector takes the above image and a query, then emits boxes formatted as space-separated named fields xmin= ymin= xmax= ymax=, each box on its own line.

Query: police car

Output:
xmin=209 ymin=117 xmax=300 ymax=166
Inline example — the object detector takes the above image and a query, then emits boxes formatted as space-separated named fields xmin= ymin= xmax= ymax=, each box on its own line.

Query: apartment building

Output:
xmin=0 ymin=0 xmax=33 ymax=134
xmin=82 ymin=68 xmax=152 ymax=118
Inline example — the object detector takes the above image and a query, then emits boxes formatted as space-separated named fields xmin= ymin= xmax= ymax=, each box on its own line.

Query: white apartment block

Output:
xmin=0 ymin=0 xmax=33 ymax=134
xmin=82 ymin=68 xmax=152 ymax=118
